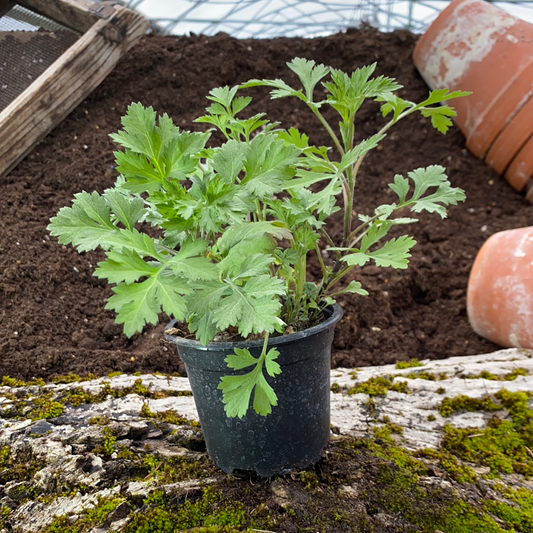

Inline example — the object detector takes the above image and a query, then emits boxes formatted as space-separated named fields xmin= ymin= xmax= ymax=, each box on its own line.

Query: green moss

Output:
xmin=124 ymin=487 xmax=246 ymax=532
xmin=88 ymin=415 xmax=110 ymax=426
xmin=0 ymin=446 xmax=46 ymax=484
xmin=44 ymin=495 xmax=124 ymax=533
xmin=438 ymin=394 xmax=502 ymax=417
xmin=0 ymin=506 xmax=11 ymax=529
xmin=438 ymin=389 xmax=533 ymax=477
xmin=417 ymin=448 xmax=477 ymax=483
xmin=330 ymin=382 xmax=341 ymax=393
xmin=348 ymin=376 xmax=409 ymax=396
xmin=343 ymin=435 xmax=512 ymax=533
xmin=485 ymin=486 xmax=533 ymax=533
xmin=505 ymin=367 xmax=529 ymax=380
xmin=107 ymin=371 xmax=123 ymax=378
xmin=91 ymin=427 xmax=117 ymax=457
xmin=27 ymin=393 xmax=65 ymax=420
xmin=1 ymin=376 xmax=45 ymax=387
xmin=463 ymin=368 xmax=529 ymax=381
xmin=299 ymin=470 xmax=319 ymax=489
xmin=403 ymin=371 xmax=448 ymax=381
xmin=427 ymin=414 xmax=436 ymax=422
xmin=52 ymin=373 xmax=98 ymax=384
xmin=395 ymin=359 xmax=424 ymax=369
xmin=140 ymin=402 xmax=198 ymax=427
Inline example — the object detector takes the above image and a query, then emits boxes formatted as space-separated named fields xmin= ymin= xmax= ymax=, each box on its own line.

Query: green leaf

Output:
xmin=216 ymin=221 xmax=292 ymax=256
xmin=95 ymin=249 xmax=157 ymax=284
xmin=377 ymin=93 xmax=413 ymax=121
xmin=219 ymin=237 xmax=277 ymax=278
xmin=344 ymin=280 xmax=369 ymax=296
xmin=389 ymin=174 xmax=409 ymax=203
xmin=225 ymin=347 xmax=260 ymax=370
xmin=212 ymin=275 xmax=285 ymax=338
xmin=213 ymin=140 xmax=248 ymax=183
xmin=106 ymin=277 xmax=160 ymax=337
xmin=218 ymin=346 xmax=280 ymax=418
xmin=241 ymin=78 xmax=303 ymax=101
xmin=206 ymin=85 xmax=239 ymax=109
xmin=253 ymin=372 xmax=279 ymax=416
xmin=103 ymin=188 xmax=145 ymax=230
xmin=110 ymin=102 xmax=177 ymax=161
xmin=167 ymin=237 xmax=218 ymax=280
xmin=242 ymin=134 xmax=301 ymax=197
xmin=340 ymin=235 xmax=416 ymax=269
xmin=113 ymin=150 xmax=164 ymax=193
xmin=421 ymin=88 xmax=472 ymax=106
xmin=47 ymin=191 xmax=116 ymax=252
xmin=360 ymin=222 xmax=393 ymax=253
xmin=338 ymin=133 xmax=385 ymax=173
xmin=105 ymin=270 xmax=191 ymax=337
xmin=420 ymin=105 xmax=456 ymax=134
xmin=162 ymin=130 xmax=210 ymax=180
xmin=367 ymin=236 xmax=416 ymax=269
xmin=287 ymin=57 xmax=329 ymax=101
xmin=264 ymin=347 xmax=282 ymax=377
xmin=186 ymin=280 xmax=230 ymax=345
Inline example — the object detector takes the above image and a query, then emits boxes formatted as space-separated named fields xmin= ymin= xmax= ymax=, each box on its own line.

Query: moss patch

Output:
xmin=347 ymin=376 xmax=409 ymax=396
xmin=439 ymin=389 xmax=533 ymax=478
xmin=395 ymin=359 xmax=424 ymax=369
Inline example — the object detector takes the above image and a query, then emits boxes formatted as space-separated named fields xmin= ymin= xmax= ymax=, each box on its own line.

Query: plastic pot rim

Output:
xmin=164 ymin=303 xmax=343 ymax=352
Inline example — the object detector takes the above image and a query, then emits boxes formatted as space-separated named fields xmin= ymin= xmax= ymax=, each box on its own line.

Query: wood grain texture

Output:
xmin=18 ymin=0 xmax=99 ymax=32
xmin=0 ymin=4 xmax=149 ymax=177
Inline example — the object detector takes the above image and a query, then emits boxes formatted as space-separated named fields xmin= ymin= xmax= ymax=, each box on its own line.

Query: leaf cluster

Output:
xmin=48 ymin=58 xmax=468 ymax=417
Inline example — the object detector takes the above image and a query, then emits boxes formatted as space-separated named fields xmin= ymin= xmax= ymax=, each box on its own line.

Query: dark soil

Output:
xmin=2 ymin=27 xmax=532 ymax=382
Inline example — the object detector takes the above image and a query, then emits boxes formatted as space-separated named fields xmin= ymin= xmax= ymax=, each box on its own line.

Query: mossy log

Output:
xmin=0 ymin=348 xmax=532 ymax=532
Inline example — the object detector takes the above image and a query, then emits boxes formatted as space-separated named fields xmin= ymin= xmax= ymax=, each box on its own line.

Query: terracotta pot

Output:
xmin=485 ymin=95 xmax=533 ymax=177
xmin=467 ymin=227 xmax=533 ymax=348
xmin=526 ymin=178 xmax=533 ymax=204
xmin=413 ymin=0 xmax=533 ymax=159
xmin=505 ymin=133 xmax=533 ymax=194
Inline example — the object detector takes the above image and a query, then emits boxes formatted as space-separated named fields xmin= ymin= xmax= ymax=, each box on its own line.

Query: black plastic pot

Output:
xmin=165 ymin=304 xmax=343 ymax=477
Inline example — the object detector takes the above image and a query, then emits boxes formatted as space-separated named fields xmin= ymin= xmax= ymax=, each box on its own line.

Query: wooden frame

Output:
xmin=0 ymin=0 xmax=149 ymax=177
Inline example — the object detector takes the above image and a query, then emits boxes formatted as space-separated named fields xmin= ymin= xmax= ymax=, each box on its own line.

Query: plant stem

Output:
xmin=291 ymin=252 xmax=307 ymax=323
xmin=314 ymin=242 xmax=328 ymax=281
xmin=310 ymin=105 xmax=345 ymax=156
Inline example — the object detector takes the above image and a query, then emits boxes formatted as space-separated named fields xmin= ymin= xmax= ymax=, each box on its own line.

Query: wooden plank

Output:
xmin=0 ymin=0 xmax=16 ymax=18
xmin=0 ymin=5 xmax=149 ymax=177
xmin=18 ymin=0 xmax=99 ymax=33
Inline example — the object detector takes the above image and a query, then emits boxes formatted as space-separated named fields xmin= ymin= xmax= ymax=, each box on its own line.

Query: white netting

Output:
xmin=96 ymin=0 xmax=533 ymax=37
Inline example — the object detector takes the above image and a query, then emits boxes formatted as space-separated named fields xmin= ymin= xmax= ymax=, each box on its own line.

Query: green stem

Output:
xmin=310 ymin=105 xmax=345 ymax=156
xmin=314 ymin=242 xmax=328 ymax=281
xmin=291 ymin=253 xmax=307 ymax=323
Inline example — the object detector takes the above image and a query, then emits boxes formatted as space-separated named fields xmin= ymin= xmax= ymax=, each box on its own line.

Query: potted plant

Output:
xmin=48 ymin=58 xmax=468 ymax=475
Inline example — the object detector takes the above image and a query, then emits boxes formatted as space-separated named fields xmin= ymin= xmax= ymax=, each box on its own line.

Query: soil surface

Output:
xmin=2 ymin=27 xmax=532 ymax=381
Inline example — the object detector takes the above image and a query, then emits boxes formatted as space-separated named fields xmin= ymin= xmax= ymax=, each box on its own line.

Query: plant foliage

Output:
xmin=48 ymin=59 xmax=468 ymax=417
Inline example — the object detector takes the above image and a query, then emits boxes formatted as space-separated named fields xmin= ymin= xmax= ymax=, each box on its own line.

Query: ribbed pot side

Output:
xmin=165 ymin=304 xmax=343 ymax=477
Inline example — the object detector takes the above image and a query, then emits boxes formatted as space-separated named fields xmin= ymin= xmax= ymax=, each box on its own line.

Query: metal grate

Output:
xmin=92 ymin=0 xmax=533 ymax=38
xmin=0 ymin=5 xmax=80 ymax=112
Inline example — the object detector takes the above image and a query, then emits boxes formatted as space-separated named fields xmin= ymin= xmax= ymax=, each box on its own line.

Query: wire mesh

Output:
xmin=0 ymin=5 xmax=80 ymax=112
xmin=96 ymin=0 xmax=533 ymax=38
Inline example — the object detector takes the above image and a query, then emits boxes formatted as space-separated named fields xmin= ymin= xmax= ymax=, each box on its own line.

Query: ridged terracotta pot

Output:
xmin=413 ymin=0 xmax=533 ymax=161
xmin=506 ymin=133 xmax=533 ymax=195
xmin=467 ymin=227 xmax=533 ymax=349
xmin=485 ymin=96 xmax=533 ymax=178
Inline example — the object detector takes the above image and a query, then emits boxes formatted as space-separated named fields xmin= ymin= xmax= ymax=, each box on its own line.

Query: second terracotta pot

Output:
xmin=467 ymin=226 xmax=533 ymax=349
